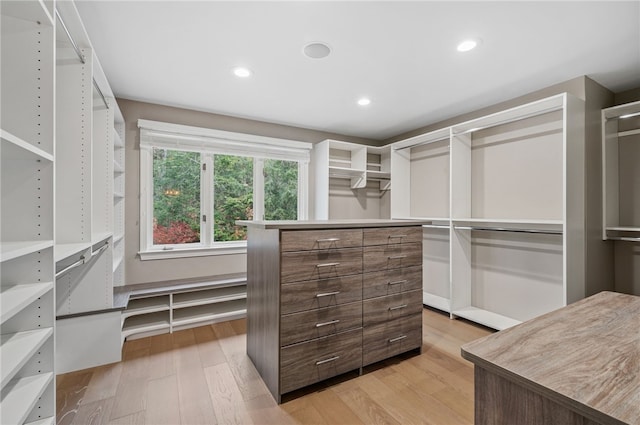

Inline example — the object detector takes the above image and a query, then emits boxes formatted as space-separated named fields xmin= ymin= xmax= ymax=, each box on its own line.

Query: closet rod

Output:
xmin=93 ymin=78 xmax=110 ymax=110
xmin=451 ymin=104 xmax=561 ymax=136
xmin=608 ymin=236 xmax=640 ymax=242
xmin=55 ymin=256 xmax=85 ymax=278
xmin=423 ymin=224 xmax=449 ymax=229
xmin=394 ymin=137 xmax=449 ymax=151
xmin=454 ymin=226 xmax=562 ymax=235
xmin=92 ymin=241 xmax=110 ymax=257
xmin=55 ymin=9 xmax=85 ymax=64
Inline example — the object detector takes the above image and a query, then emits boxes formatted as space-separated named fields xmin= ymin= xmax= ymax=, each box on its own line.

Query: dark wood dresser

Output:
xmin=238 ymin=219 xmax=425 ymax=402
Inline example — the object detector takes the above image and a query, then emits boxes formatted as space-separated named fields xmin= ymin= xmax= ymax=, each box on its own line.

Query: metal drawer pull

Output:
xmin=315 ymin=319 xmax=340 ymax=328
xmin=316 ymin=291 xmax=340 ymax=298
xmin=388 ymin=235 xmax=407 ymax=239
xmin=389 ymin=304 xmax=408 ymax=311
xmin=317 ymin=238 xmax=340 ymax=243
xmin=316 ymin=262 xmax=340 ymax=268
xmin=316 ymin=355 xmax=340 ymax=365
xmin=388 ymin=255 xmax=407 ymax=260
xmin=389 ymin=335 xmax=407 ymax=343
xmin=388 ymin=280 xmax=407 ymax=286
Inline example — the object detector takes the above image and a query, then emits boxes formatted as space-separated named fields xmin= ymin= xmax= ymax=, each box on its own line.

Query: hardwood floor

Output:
xmin=56 ymin=308 xmax=492 ymax=425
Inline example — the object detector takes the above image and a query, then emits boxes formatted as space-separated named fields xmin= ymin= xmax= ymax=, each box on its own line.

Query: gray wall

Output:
xmin=119 ymin=98 xmax=376 ymax=285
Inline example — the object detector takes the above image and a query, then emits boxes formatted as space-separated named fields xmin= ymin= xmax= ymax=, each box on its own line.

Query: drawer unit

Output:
xmin=280 ymin=328 xmax=363 ymax=394
xmin=363 ymin=226 xmax=423 ymax=246
xmin=363 ymin=289 xmax=423 ymax=326
xmin=363 ymin=314 xmax=423 ymax=366
xmin=281 ymin=229 xmax=363 ymax=252
xmin=280 ymin=274 xmax=362 ymax=315
xmin=280 ymin=301 xmax=362 ymax=346
xmin=363 ymin=242 xmax=422 ymax=272
xmin=281 ymin=247 xmax=362 ymax=283
xmin=362 ymin=266 xmax=422 ymax=300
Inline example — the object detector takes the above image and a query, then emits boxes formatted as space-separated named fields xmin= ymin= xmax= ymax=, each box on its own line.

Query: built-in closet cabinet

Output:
xmin=53 ymin=1 xmax=124 ymax=374
xmin=602 ymin=100 xmax=640 ymax=294
xmin=391 ymin=93 xmax=592 ymax=330
xmin=1 ymin=2 xmax=57 ymax=424
xmin=312 ymin=139 xmax=391 ymax=220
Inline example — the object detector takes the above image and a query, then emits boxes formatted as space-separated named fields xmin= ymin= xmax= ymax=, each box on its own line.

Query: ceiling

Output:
xmin=75 ymin=1 xmax=640 ymax=141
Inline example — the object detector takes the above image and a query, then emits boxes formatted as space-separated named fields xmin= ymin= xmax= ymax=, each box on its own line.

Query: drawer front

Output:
xmin=280 ymin=301 xmax=362 ymax=346
xmin=362 ymin=266 xmax=422 ymax=300
xmin=280 ymin=329 xmax=362 ymax=394
xmin=281 ymin=248 xmax=362 ymax=284
xmin=363 ymin=226 xmax=423 ymax=246
xmin=363 ymin=289 xmax=423 ymax=326
xmin=363 ymin=243 xmax=422 ymax=272
xmin=280 ymin=274 xmax=362 ymax=315
xmin=281 ymin=229 xmax=363 ymax=252
xmin=363 ymin=314 xmax=422 ymax=366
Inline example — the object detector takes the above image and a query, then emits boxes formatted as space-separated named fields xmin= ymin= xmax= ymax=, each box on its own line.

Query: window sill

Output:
xmin=138 ymin=243 xmax=247 ymax=260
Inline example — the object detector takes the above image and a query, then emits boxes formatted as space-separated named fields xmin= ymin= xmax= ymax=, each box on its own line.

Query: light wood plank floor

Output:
xmin=56 ymin=308 xmax=492 ymax=425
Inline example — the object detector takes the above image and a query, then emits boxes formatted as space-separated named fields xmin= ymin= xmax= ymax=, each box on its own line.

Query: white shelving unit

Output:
xmin=312 ymin=139 xmax=391 ymax=220
xmin=392 ymin=93 xmax=589 ymax=330
xmin=1 ymin=1 xmax=56 ymax=423
xmin=113 ymin=107 xmax=126 ymax=286
xmin=120 ymin=277 xmax=247 ymax=341
xmin=602 ymin=100 xmax=640 ymax=295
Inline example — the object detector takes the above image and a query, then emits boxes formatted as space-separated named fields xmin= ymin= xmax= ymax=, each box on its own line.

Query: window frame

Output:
xmin=138 ymin=119 xmax=311 ymax=260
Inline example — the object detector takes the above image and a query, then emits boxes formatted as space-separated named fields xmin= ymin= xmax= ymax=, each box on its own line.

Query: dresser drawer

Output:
xmin=363 ymin=226 xmax=423 ymax=246
xmin=363 ymin=314 xmax=422 ymax=366
xmin=281 ymin=229 xmax=363 ymax=252
xmin=280 ymin=329 xmax=362 ymax=394
xmin=281 ymin=248 xmax=362 ymax=284
xmin=363 ymin=289 xmax=423 ymax=326
xmin=280 ymin=302 xmax=362 ymax=346
xmin=281 ymin=274 xmax=362 ymax=315
xmin=363 ymin=243 xmax=422 ymax=272
xmin=362 ymin=266 xmax=422 ymax=300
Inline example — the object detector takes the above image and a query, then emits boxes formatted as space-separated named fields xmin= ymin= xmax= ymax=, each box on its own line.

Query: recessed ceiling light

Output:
xmin=357 ymin=97 xmax=371 ymax=106
xmin=233 ymin=67 xmax=252 ymax=78
xmin=303 ymin=42 xmax=331 ymax=59
xmin=457 ymin=39 xmax=479 ymax=52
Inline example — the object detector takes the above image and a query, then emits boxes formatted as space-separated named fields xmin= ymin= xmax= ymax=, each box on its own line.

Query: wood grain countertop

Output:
xmin=461 ymin=291 xmax=640 ymax=425
xmin=236 ymin=218 xmax=428 ymax=230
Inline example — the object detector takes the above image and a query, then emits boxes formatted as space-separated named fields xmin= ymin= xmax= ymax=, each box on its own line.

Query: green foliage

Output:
xmin=214 ymin=155 xmax=253 ymax=241
xmin=152 ymin=149 xmax=201 ymax=244
xmin=264 ymin=159 xmax=298 ymax=220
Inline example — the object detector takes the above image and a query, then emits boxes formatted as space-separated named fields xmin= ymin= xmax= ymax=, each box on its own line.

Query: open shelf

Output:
xmin=25 ymin=417 xmax=55 ymax=425
xmin=1 ymin=131 xmax=54 ymax=163
xmin=172 ymin=299 xmax=246 ymax=327
xmin=1 ymin=328 xmax=53 ymax=388
xmin=1 ymin=372 xmax=53 ymax=425
xmin=122 ymin=311 xmax=170 ymax=339
xmin=172 ymin=286 xmax=247 ymax=308
xmin=423 ymin=293 xmax=450 ymax=313
xmin=1 ymin=241 xmax=54 ymax=263
xmin=54 ymin=242 xmax=91 ymax=263
xmin=1 ymin=282 xmax=53 ymax=324
xmin=122 ymin=295 xmax=170 ymax=319
xmin=453 ymin=306 xmax=521 ymax=331
xmin=1 ymin=0 xmax=53 ymax=26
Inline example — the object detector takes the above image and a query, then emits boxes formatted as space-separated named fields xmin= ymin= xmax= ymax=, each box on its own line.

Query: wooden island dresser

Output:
xmin=237 ymin=219 xmax=425 ymax=402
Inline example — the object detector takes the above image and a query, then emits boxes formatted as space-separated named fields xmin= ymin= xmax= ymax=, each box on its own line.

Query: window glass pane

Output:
xmin=264 ymin=159 xmax=298 ymax=220
xmin=152 ymin=148 xmax=201 ymax=244
xmin=214 ymin=155 xmax=253 ymax=241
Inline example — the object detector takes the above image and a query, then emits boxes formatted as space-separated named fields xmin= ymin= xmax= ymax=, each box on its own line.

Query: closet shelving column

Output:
xmin=391 ymin=128 xmax=451 ymax=311
xmin=113 ymin=110 xmax=126 ymax=286
xmin=448 ymin=93 xmax=583 ymax=330
xmin=1 ymin=1 xmax=57 ymax=424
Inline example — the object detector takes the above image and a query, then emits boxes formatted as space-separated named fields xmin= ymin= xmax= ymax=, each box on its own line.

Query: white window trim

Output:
xmin=138 ymin=119 xmax=311 ymax=260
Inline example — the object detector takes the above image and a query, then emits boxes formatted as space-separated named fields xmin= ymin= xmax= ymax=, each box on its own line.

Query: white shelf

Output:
xmin=1 ymin=241 xmax=54 ymax=263
xmin=1 ymin=328 xmax=53 ymax=388
xmin=113 ymin=161 xmax=124 ymax=173
xmin=0 ymin=372 xmax=53 ymax=425
xmin=122 ymin=311 xmax=170 ymax=338
xmin=114 ymin=192 xmax=124 ymax=199
xmin=54 ymin=242 xmax=91 ymax=263
xmin=25 ymin=417 xmax=55 ymax=425
xmin=423 ymin=292 xmax=451 ymax=313
xmin=606 ymin=226 xmax=640 ymax=232
xmin=92 ymin=232 xmax=112 ymax=245
xmin=113 ymin=131 xmax=124 ymax=148
xmin=453 ymin=306 xmax=521 ymax=331
xmin=1 ymin=130 xmax=54 ymax=162
xmin=328 ymin=166 xmax=366 ymax=177
xmin=619 ymin=128 xmax=640 ymax=138
xmin=602 ymin=99 xmax=640 ymax=120
xmin=113 ymin=255 xmax=124 ymax=273
xmin=0 ymin=282 xmax=53 ymax=324
xmin=171 ymin=301 xmax=246 ymax=327
xmin=122 ymin=296 xmax=170 ymax=319
xmin=172 ymin=286 xmax=247 ymax=308
xmin=113 ymin=234 xmax=124 ymax=244
xmin=1 ymin=0 xmax=54 ymax=26
xmin=367 ymin=170 xmax=391 ymax=180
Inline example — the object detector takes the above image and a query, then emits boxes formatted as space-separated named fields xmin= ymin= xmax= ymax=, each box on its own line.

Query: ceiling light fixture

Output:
xmin=457 ymin=39 xmax=479 ymax=52
xmin=233 ymin=67 xmax=252 ymax=78
xmin=303 ymin=42 xmax=331 ymax=59
xmin=357 ymin=97 xmax=371 ymax=106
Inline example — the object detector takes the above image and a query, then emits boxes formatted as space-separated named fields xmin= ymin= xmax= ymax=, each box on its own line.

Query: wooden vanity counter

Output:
xmin=461 ymin=291 xmax=640 ymax=425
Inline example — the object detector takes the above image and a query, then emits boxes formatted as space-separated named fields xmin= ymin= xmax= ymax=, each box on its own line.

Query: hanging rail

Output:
xmin=422 ymin=224 xmax=450 ymax=229
xmin=394 ymin=137 xmax=449 ymax=151
xmin=607 ymin=236 xmax=640 ymax=242
xmin=454 ymin=226 xmax=562 ymax=235
xmin=55 ymin=256 xmax=86 ymax=278
xmin=55 ymin=9 xmax=110 ymax=109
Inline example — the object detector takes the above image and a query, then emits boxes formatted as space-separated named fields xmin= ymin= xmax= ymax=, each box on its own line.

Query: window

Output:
xmin=138 ymin=120 xmax=311 ymax=259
